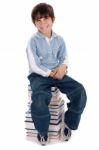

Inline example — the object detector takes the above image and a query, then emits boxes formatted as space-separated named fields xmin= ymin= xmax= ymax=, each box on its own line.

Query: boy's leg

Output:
xmin=56 ymin=75 xmax=87 ymax=130
xmin=28 ymin=73 xmax=52 ymax=136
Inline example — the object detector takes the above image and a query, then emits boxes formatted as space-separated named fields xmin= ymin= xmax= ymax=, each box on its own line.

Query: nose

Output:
xmin=39 ymin=18 xmax=46 ymax=25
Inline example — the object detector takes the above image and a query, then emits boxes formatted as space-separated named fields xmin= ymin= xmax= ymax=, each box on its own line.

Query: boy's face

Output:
xmin=34 ymin=16 xmax=55 ymax=38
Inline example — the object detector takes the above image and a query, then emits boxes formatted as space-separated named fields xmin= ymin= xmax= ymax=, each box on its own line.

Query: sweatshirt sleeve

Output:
xmin=26 ymin=40 xmax=51 ymax=77
xmin=57 ymin=37 xmax=69 ymax=67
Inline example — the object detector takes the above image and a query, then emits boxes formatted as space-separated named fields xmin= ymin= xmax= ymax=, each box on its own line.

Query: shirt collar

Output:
xmin=36 ymin=31 xmax=57 ymax=40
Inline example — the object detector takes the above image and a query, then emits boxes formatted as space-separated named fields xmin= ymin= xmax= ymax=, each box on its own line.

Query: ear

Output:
xmin=52 ymin=17 xmax=55 ymax=22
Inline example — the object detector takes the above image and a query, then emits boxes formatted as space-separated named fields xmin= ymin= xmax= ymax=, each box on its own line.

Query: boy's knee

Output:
xmin=81 ymin=84 xmax=87 ymax=104
xmin=71 ymin=83 xmax=87 ymax=113
xmin=31 ymin=91 xmax=52 ymax=114
xmin=77 ymin=83 xmax=86 ymax=96
xmin=32 ymin=99 xmax=45 ymax=110
xmin=31 ymin=98 xmax=49 ymax=116
xmin=77 ymin=83 xmax=87 ymax=110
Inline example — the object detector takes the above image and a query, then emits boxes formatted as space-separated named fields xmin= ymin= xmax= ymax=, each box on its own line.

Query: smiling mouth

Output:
xmin=41 ymin=25 xmax=49 ymax=30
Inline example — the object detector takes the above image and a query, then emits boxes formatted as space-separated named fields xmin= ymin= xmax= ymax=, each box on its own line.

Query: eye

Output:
xmin=45 ymin=16 xmax=49 ymax=19
xmin=36 ymin=19 xmax=41 ymax=22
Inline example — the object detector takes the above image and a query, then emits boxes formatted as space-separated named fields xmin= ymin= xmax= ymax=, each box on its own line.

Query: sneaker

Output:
xmin=37 ymin=133 xmax=49 ymax=146
xmin=61 ymin=123 xmax=72 ymax=141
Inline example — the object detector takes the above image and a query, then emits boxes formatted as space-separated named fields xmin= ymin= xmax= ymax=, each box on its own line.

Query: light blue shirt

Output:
xmin=26 ymin=31 xmax=68 ymax=77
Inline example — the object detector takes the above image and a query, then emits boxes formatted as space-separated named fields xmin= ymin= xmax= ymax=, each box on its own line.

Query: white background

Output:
xmin=0 ymin=0 xmax=99 ymax=149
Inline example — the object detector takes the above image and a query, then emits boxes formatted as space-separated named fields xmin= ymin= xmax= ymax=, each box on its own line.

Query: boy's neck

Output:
xmin=38 ymin=30 xmax=52 ymax=38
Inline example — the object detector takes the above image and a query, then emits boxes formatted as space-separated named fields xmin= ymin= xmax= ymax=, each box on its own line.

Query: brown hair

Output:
xmin=31 ymin=3 xmax=55 ymax=24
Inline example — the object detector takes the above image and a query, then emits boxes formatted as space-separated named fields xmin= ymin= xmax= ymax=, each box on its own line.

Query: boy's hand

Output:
xmin=53 ymin=65 xmax=68 ymax=80
xmin=49 ymin=70 xmax=57 ymax=78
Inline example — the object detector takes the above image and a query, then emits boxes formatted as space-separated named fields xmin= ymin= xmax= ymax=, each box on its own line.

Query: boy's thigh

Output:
xmin=28 ymin=73 xmax=53 ymax=92
xmin=56 ymin=75 xmax=82 ymax=92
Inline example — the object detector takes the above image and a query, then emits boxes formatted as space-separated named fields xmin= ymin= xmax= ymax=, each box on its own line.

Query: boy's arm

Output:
xmin=53 ymin=38 xmax=68 ymax=80
xmin=26 ymin=41 xmax=51 ymax=77
xmin=57 ymin=38 xmax=68 ymax=67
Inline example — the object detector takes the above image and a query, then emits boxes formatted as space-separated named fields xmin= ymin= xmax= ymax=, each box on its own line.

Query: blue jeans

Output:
xmin=28 ymin=73 xmax=87 ymax=136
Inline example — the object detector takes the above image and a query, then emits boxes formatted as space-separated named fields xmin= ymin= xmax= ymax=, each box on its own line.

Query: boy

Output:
xmin=26 ymin=3 xmax=87 ymax=146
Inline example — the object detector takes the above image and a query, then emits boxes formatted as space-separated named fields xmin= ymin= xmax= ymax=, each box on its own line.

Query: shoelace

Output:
xmin=40 ymin=136 xmax=45 ymax=142
xmin=67 ymin=129 xmax=71 ymax=137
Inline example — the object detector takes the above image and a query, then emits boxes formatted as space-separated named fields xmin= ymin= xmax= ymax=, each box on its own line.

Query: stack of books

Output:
xmin=25 ymin=86 xmax=65 ymax=143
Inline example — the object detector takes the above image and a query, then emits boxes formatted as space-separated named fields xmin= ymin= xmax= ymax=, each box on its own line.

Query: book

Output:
xmin=26 ymin=129 xmax=60 ymax=136
xmin=26 ymin=134 xmax=60 ymax=143
xmin=25 ymin=120 xmax=62 ymax=132
xmin=25 ymin=111 xmax=63 ymax=120
xmin=25 ymin=112 xmax=63 ymax=124
xmin=26 ymin=132 xmax=60 ymax=139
